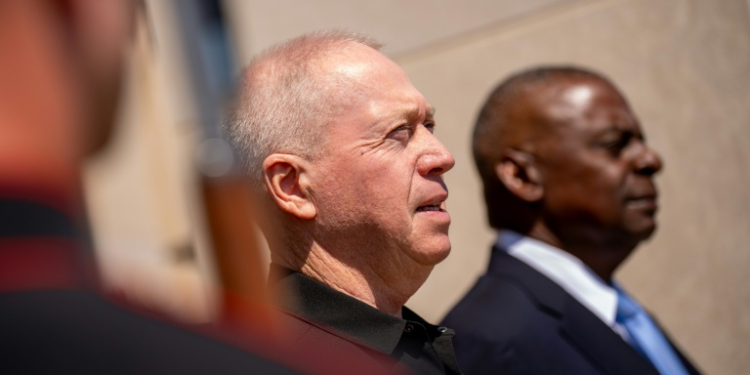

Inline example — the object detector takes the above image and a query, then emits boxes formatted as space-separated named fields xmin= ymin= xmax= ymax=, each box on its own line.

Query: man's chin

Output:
xmin=410 ymin=239 xmax=452 ymax=266
xmin=626 ymin=221 xmax=657 ymax=243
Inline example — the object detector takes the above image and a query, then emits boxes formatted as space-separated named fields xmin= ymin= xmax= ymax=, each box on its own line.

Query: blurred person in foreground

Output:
xmin=441 ymin=66 xmax=702 ymax=375
xmin=0 ymin=1 xmax=307 ymax=373
xmin=226 ymin=30 xmax=461 ymax=375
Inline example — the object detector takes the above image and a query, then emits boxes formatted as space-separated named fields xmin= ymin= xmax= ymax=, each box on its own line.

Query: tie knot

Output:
xmin=616 ymin=292 xmax=640 ymax=323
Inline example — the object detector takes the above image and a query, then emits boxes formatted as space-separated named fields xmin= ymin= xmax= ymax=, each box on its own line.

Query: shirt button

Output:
xmin=437 ymin=326 xmax=448 ymax=333
xmin=404 ymin=324 xmax=414 ymax=333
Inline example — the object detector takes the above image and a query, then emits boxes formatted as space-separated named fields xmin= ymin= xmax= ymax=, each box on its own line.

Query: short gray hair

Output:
xmin=225 ymin=30 xmax=383 ymax=189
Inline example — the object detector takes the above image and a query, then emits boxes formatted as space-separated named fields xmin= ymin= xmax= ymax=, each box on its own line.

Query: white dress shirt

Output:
xmin=497 ymin=230 xmax=630 ymax=339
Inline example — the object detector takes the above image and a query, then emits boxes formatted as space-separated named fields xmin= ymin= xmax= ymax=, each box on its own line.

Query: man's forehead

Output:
xmin=383 ymin=98 xmax=434 ymax=123
xmin=560 ymin=85 xmax=594 ymax=108
xmin=538 ymin=79 xmax=632 ymax=126
xmin=323 ymin=42 xmax=388 ymax=77
xmin=322 ymin=44 xmax=434 ymax=127
xmin=405 ymin=101 xmax=435 ymax=116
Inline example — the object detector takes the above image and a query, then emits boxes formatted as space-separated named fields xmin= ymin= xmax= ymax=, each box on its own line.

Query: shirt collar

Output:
xmin=496 ymin=230 xmax=618 ymax=326
xmin=269 ymin=265 xmax=434 ymax=355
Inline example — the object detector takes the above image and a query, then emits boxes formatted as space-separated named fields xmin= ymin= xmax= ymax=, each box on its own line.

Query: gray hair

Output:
xmin=225 ymin=30 xmax=383 ymax=189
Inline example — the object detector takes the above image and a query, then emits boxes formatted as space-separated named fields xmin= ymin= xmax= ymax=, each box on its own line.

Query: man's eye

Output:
xmin=424 ymin=122 xmax=435 ymax=134
xmin=388 ymin=125 xmax=413 ymax=139
xmin=600 ymin=133 xmax=633 ymax=154
xmin=604 ymin=138 xmax=627 ymax=149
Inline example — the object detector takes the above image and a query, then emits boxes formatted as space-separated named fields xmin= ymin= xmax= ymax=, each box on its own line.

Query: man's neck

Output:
xmin=272 ymin=242 xmax=430 ymax=316
xmin=525 ymin=224 xmax=634 ymax=283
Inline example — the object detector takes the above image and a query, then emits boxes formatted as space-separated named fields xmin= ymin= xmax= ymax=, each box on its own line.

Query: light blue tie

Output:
xmin=615 ymin=287 xmax=690 ymax=375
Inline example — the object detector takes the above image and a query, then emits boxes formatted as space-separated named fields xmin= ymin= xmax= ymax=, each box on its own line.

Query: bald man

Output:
xmin=226 ymin=31 xmax=460 ymax=374
xmin=441 ymin=67 xmax=701 ymax=375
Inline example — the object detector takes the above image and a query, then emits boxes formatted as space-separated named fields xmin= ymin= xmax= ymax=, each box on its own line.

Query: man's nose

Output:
xmin=634 ymin=143 xmax=663 ymax=176
xmin=417 ymin=130 xmax=455 ymax=176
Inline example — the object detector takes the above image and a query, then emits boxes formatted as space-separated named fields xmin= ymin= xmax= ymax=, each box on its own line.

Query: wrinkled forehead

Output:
xmin=311 ymin=44 xmax=433 ymax=143
xmin=330 ymin=47 xmax=429 ymax=115
xmin=333 ymin=48 xmax=416 ymax=92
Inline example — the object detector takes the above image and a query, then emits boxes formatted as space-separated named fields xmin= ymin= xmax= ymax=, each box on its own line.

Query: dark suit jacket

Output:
xmin=0 ymin=197 xmax=299 ymax=375
xmin=441 ymin=246 xmax=702 ymax=375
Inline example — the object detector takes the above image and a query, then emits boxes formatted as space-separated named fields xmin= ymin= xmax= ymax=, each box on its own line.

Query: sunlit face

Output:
xmin=534 ymin=78 xmax=663 ymax=246
xmin=308 ymin=45 xmax=455 ymax=272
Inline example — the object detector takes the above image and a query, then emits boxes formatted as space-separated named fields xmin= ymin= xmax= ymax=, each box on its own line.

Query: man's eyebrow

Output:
xmin=594 ymin=122 xmax=630 ymax=134
xmin=398 ymin=104 xmax=435 ymax=122
xmin=594 ymin=126 xmax=624 ymax=136
xmin=593 ymin=125 xmax=644 ymax=141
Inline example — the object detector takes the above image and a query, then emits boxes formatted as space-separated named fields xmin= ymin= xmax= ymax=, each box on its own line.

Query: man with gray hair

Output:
xmin=227 ymin=31 xmax=461 ymax=374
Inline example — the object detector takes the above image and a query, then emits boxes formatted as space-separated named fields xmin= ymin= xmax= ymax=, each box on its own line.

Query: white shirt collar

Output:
xmin=496 ymin=230 xmax=619 ymax=326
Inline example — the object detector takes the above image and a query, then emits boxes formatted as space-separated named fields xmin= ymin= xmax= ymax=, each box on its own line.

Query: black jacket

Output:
xmin=441 ymin=246 xmax=702 ymax=375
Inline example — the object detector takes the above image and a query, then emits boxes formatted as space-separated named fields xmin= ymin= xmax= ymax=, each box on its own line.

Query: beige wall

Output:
xmin=85 ymin=0 xmax=750 ymax=373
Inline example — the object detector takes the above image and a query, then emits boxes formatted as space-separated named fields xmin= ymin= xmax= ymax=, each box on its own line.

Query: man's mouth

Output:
xmin=626 ymin=194 xmax=658 ymax=211
xmin=416 ymin=203 xmax=445 ymax=212
xmin=416 ymin=198 xmax=447 ymax=213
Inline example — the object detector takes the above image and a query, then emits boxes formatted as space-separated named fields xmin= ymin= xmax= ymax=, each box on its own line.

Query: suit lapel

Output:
xmin=560 ymin=297 xmax=660 ymax=375
xmin=487 ymin=247 xmax=661 ymax=375
xmin=650 ymin=315 xmax=704 ymax=375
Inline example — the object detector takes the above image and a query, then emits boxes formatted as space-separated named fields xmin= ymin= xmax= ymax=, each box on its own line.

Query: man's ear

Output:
xmin=495 ymin=149 xmax=543 ymax=202
xmin=262 ymin=154 xmax=316 ymax=220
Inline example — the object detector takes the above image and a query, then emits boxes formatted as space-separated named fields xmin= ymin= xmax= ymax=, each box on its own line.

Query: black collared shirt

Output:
xmin=270 ymin=266 xmax=462 ymax=375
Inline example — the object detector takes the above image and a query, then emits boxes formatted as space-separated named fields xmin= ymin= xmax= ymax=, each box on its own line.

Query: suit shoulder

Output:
xmin=443 ymin=274 xmax=539 ymax=335
xmin=441 ymin=274 xmax=576 ymax=375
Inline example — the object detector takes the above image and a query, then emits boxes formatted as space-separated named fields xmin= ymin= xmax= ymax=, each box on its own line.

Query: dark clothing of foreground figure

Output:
xmin=0 ymin=197 xmax=298 ymax=375
xmin=271 ymin=266 xmax=462 ymax=375
xmin=442 ymin=245 xmax=702 ymax=375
